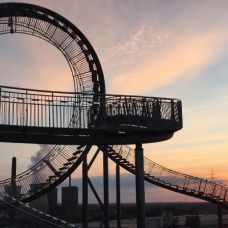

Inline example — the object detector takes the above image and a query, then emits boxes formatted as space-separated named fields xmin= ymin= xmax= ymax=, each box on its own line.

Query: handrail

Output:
xmin=0 ymin=84 xmax=181 ymax=101
xmin=0 ymin=85 xmax=182 ymax=130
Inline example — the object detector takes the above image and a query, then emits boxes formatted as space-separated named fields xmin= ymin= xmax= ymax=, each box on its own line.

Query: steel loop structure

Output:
xmin=0 ymin=2 xmax=105 ymax=95
xmin=0 ymin=2 xmax=226 ymax=228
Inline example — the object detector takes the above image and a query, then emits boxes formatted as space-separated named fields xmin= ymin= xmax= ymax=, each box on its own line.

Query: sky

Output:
xmin=0 ymin=0 xmax=228 ymax=203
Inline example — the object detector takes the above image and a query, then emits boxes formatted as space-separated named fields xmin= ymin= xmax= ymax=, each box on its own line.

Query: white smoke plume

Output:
xmin=29 ymin=144 xmax=53 ymax=168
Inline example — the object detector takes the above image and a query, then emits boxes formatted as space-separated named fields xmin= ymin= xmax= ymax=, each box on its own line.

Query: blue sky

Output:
xmin=0 ymin=0 xmax=228 ymax=202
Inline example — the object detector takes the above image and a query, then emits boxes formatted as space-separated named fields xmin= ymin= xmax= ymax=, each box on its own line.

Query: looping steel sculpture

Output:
xmin=0 ymin=2 xmax=226 ymax=227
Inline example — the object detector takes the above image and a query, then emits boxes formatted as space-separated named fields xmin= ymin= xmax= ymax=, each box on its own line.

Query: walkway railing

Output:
xmin=0 ymin=85 xmax=182 ymax=131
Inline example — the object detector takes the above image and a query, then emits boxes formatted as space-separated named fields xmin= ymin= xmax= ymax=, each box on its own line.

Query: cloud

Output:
xmin=110 ymin=32 xmax=227 ymax=94
xmin=108 ymin=26 xmax=171 ymax=58
xmin=29 ymin=145 xmax=53 ymax=168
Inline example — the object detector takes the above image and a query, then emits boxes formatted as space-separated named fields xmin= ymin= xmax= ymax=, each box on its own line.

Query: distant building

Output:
xmin=47 ymin=187 xmax=58 ymax=213
xmin=62 ymin=186 xmax=78 ymax=219
xmin=162 ymin=210 xmax=174 ymax=228
xmin=146 ymin=217 xmax=162 ymax=228
xmin=29 ymin=184 xmax=49 ymax=212
xmin=29 ymin=185 xmax=78 ymax=219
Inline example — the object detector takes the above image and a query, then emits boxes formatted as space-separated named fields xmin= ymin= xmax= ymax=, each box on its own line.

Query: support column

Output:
xmin=217 ymin=204 xmax=222 ymax=228
xmin=135 ymin=143 xmax=146 ymax=228
xmin=116 ymin=164 xmax=121 ymax=228
xmin=103 ymin=145 xmax=109 ymax=228
xmin=82 ymin=156 xmax=88 ymax=228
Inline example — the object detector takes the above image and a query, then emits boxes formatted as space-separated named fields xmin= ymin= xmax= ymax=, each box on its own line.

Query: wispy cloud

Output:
xmin=108 ymin=26 xmax=171 ymax=58
xmin=109 ymin=32 xmax=227 ymax=94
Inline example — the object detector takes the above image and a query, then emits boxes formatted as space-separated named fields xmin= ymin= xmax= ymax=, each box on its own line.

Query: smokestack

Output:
xmin=11 ymin=157 xmax=16 ymax=198
xmin=69 ymin=175 xmax=71 ymax=187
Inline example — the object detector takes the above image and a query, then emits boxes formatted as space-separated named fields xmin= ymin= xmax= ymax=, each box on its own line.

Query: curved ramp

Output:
xmin=106 ymin=145 xmax=228 ymax=209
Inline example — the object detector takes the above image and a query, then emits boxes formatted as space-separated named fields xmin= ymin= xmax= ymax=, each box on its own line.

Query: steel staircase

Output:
xmin=106 ymin=145 xmax=228 ymax=208
xmin=0 ymin=145 xmax=91 ymax=203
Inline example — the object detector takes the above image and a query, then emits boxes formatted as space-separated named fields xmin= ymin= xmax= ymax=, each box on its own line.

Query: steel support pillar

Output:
xmin=135 ymin=143 xmax=146 ymax=228
xmin=217 ymin=204 xmax=222 ymax=228
xmin=116 ymin=164 xmax=121 ymax=228
xmin=103 ymin=145 xmax=109 ymax=228
xmin=82 ymin=156 xmax=88 ymax=228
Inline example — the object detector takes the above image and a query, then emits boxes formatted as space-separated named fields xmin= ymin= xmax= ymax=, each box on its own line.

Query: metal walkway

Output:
xmin=0 ymin=85 xmax=182 ymax=145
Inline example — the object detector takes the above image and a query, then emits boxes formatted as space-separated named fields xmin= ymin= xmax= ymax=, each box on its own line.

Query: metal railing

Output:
xmin=0 ymin=85 xmax=182 ymax=131
xmin=109 ymin=145 xmax=228 ymax=204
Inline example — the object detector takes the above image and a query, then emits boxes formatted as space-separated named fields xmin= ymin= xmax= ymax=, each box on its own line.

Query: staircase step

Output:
xmin=49 ymin=175 xmax=57 ymax=179
xmin=110 ymin=154 xmax=120 ymax=158
xmin=116 ymin=158 xmax=126 ymax=162
xmin=171 ymin=185 xmax=178 ymax=188
xmin=46 ymin=175 xmax=57 ymax=182
xmin=77 ymin=145 xmax=84 ymax=150
xmin=212 ymin=196 xmax=219 ymax=200
xmin=73 ymin=150 xmax=82 ymax=156
xmin=63 ymin=162 xmax=72 ymax=166
xmin=59 ymin=166 xmax=68 ymax=171
xmin=127 ymin=163 xmax=134 ymax=166
xmin=122 ymin=161 xmax=130 ymax=165
xmin=55 ymin=171 xmax=63 ymax=176
xmin=68 ymin=156 xmax=77 ymax=162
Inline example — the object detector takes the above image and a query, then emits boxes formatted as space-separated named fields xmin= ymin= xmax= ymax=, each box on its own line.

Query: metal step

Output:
xmin=109 ymin=153 xmax=120 ymax=158
xmin=63 ymin=162 xmax=72 ymax=166
xmin=68 ymin=156 xmax=77 ymax=162
xmin=59 ymin=166 xmax=68 ymax=171
xmin=73 ymin=150 xmax=82 ymax=156
xmin=77 ymin=145 xmax=84 ymax=150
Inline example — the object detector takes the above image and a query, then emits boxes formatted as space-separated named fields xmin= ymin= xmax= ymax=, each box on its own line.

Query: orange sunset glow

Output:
xmin=0 ymin=0 xmax=228 ymax=204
